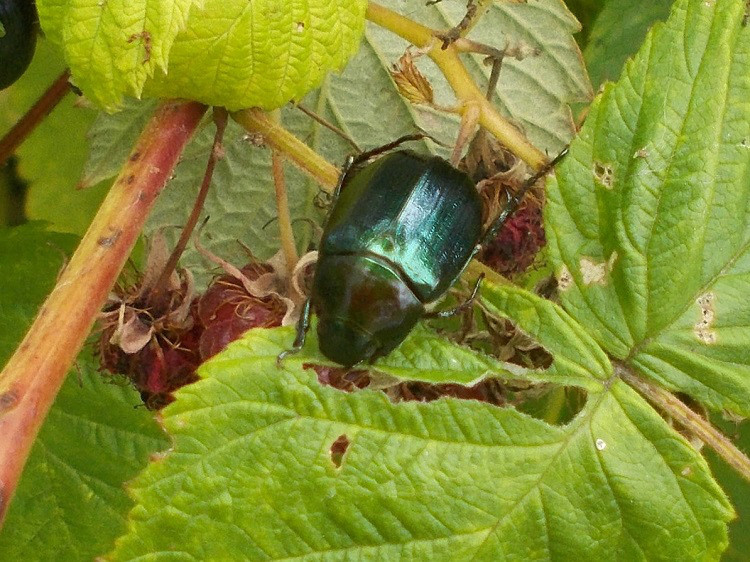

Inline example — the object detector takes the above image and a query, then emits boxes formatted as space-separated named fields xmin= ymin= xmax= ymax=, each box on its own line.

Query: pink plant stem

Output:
xmin=0 ymin=100 xmax=207 ymax=526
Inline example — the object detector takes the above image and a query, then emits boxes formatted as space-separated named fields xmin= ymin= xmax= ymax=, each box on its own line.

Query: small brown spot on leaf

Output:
xmin=580 ymin=253 xmax=617 ymax=286
xmin=694 ymin=292 xmax=717 ymax=344
xmin=633 ymin=148 xmax=648 ymax=159
xmin=330 ymin=434 xmax=350 ymax=468
xmin=127 ymin=31 xmax=152 ymax=64
xmin=127 ymin=174 xmax=136 ymax=184
xmin=129 ymin=151 xmax=142 ymax=162
xmin=593 ymin=161 xmax=614 ymax=189
xmin=557 ymin=266 xmax=573 ymax=291
xmin=295 ymin=21 xmax=305 ymax=33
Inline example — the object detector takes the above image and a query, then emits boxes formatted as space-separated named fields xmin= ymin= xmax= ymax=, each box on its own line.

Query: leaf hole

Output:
xmin=306 ymin=364 xmax=371 ymax=392
xmin=593 ymin=161 xmax=614 ymax=189
xmin=329 ymin=434 xmax=350 ymax=468
xmin=516 ymin=387 xmax=587 ymax=427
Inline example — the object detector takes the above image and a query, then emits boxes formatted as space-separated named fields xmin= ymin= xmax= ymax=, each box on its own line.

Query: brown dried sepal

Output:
xmin=97 ymin=234 xmax=201 ymax=408
xmin=390 ymin=52 xmax=434 ymax=106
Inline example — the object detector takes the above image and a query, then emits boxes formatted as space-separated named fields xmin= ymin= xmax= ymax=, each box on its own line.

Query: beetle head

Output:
xmin=317 ymin=318 xmax=378 ymax=367
xmin=313 ymin=254 xmax=425 ymax=366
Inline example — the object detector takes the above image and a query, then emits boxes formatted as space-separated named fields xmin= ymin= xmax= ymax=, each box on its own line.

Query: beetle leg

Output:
xmin=426 ymin=274 xmax=484 ymax=319
xmin=350 ymin=133 xmax=438 ymax=169
xmin=276 ymin=298 xmax=312 ymax=366
xmin=479 ymin=147 xmax=569 ymax=248
xmin=334 ymin=133 xmax=441 ymax=200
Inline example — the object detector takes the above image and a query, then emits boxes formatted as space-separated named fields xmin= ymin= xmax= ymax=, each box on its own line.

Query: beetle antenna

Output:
xmin=480 ymin=147 xmax=569 ymax=246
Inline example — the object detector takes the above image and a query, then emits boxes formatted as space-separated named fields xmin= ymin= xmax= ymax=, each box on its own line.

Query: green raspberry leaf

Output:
xmin=37 ymin=0 xmax=368 ymax=111
xmin=110 ymin=330 xmax=731 ymax=560
xmin=37 ymin=0 xmax=199 ymax=110
xmin=583 ymin=0 xmax=674 ymax=89
xmin=546 ymin=0 xmax=750 ymax=415
xmin=0 ymin=224 xmax=168 ymax=560
xmin=477 ymin=281 xmax=611 ymax=388
xmin=278 ymin=279 xmax=609 ymax=392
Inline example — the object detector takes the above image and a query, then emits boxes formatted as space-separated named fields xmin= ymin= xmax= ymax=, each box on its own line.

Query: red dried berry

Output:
xmin=197 ymin=263 xmax=286 ymax=360
xmin=97 ymin=258 xmax=201 ymax=409
xmin=480 ymin=203 xmax=545 ymax=276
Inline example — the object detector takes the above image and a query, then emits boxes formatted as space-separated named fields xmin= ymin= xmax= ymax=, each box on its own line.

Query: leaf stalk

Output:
xmin=620 ymin=366 xmax=750 ymax=483
xmin=232 ymin=108 xmax=340 ymax=193
xmin=0 ymin=70 xmax=72 ymax=168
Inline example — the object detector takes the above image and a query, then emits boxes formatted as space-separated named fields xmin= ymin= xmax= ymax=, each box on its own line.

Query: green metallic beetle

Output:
xmin=281 ymin=136 xmax=567 ymax=366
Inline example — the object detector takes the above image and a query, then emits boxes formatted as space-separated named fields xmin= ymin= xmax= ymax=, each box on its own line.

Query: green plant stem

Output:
xmin=233 ymin=108 xmax=340 ymax=193
xmin=366 ymin=2 xmax=546 ymax=170
xmin=271 ymin=144 xmax=299 ymax=277
xmin=620 ymin=366 xmax=750 ymax=483
xmin=0 ymin=100 xmax=207 ymax=527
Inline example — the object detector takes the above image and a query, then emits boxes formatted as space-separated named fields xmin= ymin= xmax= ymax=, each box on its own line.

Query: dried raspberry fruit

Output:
xmin=479 ymin=203 xmax=545 ymax=277
xmin=197 ymin=263 xmax=286 ymax=360
xmin=97 ymin=234 xmax=200 ymax=409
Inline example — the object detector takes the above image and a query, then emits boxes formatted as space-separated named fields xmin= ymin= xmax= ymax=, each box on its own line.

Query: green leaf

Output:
xmin=563 ymin=0 xmax=604 ymax=46
xmin=37 ymin=0 xmax=198 ymax=110
xmin=0 ymin=224 xmax=169 ymax=560
xmin=276 ymin=280 xmax=608 ymax=391
xmin=546 ymin=0 xmax=750 ymax=415
xmin=706 ymin=418 xmax=750 ymax=561
xmin=80 ymin=98 xmax=158 ymax=189
xmin=280 ymin=322 xmax=523 ymax=387
xmin=0 ymin=353 xmax=169 ymax=561
xmin=584 ymin=0 xmax=674 ymax=89
xmin=38 ymin=0 xmax=368 ymax=111
xmin=0 ymin=223 xmax=77 ymax=363
xmin=111 ymin=330 xmax=731 ymax=560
